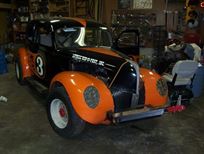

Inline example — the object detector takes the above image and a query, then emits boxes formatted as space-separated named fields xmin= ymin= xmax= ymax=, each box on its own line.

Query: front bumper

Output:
xmin=108 ymin=107 xmax=165 ymax=123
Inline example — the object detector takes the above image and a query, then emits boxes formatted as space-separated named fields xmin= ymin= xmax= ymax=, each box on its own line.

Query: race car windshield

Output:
xmin=55 ymin=27 xmax=112 ymax=48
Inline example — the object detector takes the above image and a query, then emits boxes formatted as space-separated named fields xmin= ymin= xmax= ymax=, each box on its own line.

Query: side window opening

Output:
xmin=26 ymin=23 xmax=35 ymax=41
xmin=39 ymin=26 xmax=52 ymax=47
xmin=85 ymin=29 xmax=98 ymax=46
xmin=118 ymin=32 xmax=137 ymax=47
xmin=84 ymin=28 xmax=112 ymax=47
xmin=100 ymin=30 xmax=112 ymax=47
xmin=55 ymin=27 xmax=80 ymax=48
xmin=26 ymin=23 xmax=39 ymax=53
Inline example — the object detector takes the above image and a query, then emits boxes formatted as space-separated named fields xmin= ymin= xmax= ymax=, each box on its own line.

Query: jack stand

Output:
xmin=177 ymin=95 xmax=182 ymax=105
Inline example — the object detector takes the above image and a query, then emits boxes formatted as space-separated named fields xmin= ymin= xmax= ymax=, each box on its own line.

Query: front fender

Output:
xmin=50 ymin=71 xmax=114 ymax=125
xmin=140 ymin=68 xmax=168 ymax=107
xmin=18 ymin=48 xmax=32 ymax=79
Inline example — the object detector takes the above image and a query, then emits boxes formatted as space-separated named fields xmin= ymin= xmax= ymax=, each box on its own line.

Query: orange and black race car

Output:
xmin=15 ymin=17 xmax=169 ymax=138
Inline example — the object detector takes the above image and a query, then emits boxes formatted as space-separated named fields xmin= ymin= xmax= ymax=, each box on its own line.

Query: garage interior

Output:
xmin=0 ymin=0 xmax=204 ymax=153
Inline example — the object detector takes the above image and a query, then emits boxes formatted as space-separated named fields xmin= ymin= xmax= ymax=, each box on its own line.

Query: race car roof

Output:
xmin=31 ymin=17 xmax=107 ymax=29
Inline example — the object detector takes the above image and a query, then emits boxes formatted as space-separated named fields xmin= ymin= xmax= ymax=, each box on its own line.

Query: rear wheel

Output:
xmin=47 ymin=87 xmax=86 ymax=138
xmin=15 ymin=58 xmax=26 ymax=85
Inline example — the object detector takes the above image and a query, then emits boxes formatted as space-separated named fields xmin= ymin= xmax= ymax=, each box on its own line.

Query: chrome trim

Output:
xmin=108 ymin=61 xmax=128 ymax=88
xmin=127 ymin=60 xmax=140 ymax=107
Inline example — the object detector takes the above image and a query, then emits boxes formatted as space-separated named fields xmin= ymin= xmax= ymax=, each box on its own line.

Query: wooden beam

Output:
xmin=0 ymin=3 xmax=13 ymax=9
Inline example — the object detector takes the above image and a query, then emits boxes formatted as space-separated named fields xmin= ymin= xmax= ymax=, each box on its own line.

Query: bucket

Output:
xmin=0 ymin=50 xmax=8 ymax=74
xmin=192 ymin=65 xmax=204 ymax=97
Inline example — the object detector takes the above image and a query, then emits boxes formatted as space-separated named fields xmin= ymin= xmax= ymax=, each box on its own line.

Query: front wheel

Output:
xmin=47 ymin=87 xmax=86 ymax=138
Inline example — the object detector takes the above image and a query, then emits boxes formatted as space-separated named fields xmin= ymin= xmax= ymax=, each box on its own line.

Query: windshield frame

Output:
xmin=54 ymin=26 xmax=113 ymax=49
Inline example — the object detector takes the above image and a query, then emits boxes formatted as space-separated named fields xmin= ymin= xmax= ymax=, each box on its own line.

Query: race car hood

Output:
xmin=77 ymin=47 xmax=127 ymax=67
xmin=76 ymin=47 xmax=141 ymax=111
xmin=80 ymin=47 xmax=122 ymax=58
xmin=59 ymin=47 xmax=128 ymax=74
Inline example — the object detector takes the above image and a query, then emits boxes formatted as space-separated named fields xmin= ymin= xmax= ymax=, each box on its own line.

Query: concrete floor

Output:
xmin=0 ymin=64 xmax=204 ymax=154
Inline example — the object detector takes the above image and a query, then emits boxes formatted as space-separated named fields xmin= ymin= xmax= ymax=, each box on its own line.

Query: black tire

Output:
xmin=47 ymin=87 xmax=86 ymax=138
xmin=15 ymin=58 xmax=26 ymax=85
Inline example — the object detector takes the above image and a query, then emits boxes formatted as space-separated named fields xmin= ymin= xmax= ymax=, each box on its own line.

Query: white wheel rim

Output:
xmin=50 ymin=99 xmax=69 ymax=129
xmin=15 ymin=62 xmax=20 ymax=79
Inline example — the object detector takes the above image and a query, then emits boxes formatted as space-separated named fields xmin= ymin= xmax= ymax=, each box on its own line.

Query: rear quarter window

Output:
xmin=39 ymin=26 xmax=52 ymax=47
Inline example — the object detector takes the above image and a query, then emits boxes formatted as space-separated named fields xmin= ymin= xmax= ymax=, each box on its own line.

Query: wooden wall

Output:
xmin=198 ymin=9 xmax=204 ymax=44
xmin=101 ymin=0 xmax=170 ymax=26
xmin=0 ymin=10 xmax=9 ymax=44
xmin=101 ymin=0 xmax=117 ymax=26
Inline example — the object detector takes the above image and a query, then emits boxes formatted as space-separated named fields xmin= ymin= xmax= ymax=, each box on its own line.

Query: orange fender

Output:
xmin=140 ymin=68 xmax=168 ymax=107
xmin=18 ymin=48 xmax=32 ymax=79
xmin=50 ymin=71 xmax=114 ymax=125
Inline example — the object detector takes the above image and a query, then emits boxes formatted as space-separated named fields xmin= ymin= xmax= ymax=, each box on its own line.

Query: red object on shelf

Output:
xmin=183 ymin=32 xmax=201 ymax=45
xmin=201 ymin=2 xmax=204 ymax=8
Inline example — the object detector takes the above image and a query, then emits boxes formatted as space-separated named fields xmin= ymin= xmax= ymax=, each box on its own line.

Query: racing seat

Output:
xmin=162 ymin=60 xmax=198 ymax=105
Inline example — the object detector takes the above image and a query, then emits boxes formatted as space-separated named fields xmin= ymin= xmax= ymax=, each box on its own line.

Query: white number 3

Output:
xmin=36 ymin=56 xmax=44 ymax=76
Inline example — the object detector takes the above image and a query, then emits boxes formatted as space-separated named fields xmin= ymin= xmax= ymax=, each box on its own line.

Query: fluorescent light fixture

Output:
xmin=50 ymin=20 xmax=60 ymax=23
xmin=100 ymin=27 xmax=107 ymax=30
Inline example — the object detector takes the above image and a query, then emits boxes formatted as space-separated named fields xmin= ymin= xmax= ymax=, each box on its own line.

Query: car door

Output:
xmin=26 ymin=21 xmax=54 ymax=85
xmin=26 ymin=21 xmax=41 ymax=78
xmin=113 ymin=29 xmax=140 ymax=62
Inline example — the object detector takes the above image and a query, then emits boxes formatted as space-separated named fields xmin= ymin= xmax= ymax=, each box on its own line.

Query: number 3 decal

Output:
xmin=35 ymin=56 xmax=44 ymax=77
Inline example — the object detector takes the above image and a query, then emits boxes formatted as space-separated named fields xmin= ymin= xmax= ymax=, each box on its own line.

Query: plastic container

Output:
xmin=0 ymin=96 xmax=8 ymax=102
xmin=192 ymin=65 xmax=204 ymax=97
xmin=0 ymin=49 xmax=8 ymax=74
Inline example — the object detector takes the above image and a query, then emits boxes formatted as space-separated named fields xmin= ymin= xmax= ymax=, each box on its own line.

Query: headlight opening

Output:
xmin=84 ymin=86 xmax=100 ymax=109
xmin=156 ymin=78 xmax=168 ymax=96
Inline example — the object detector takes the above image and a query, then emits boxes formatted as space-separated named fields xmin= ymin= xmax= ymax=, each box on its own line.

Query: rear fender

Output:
xmin=50 ymin=71 xmax=114 ymax=125
xmin=18 ymin=48 xmax=32 ymax=79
